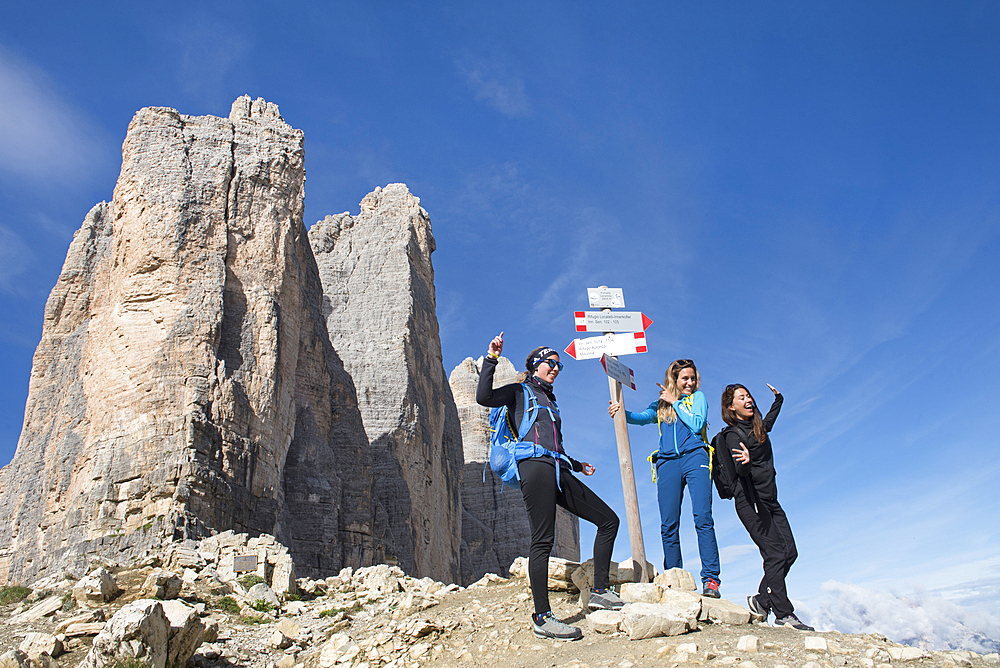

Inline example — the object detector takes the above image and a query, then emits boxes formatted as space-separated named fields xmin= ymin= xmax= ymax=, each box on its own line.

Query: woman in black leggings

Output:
xmin=477 ymin=332 xmax=621 ymax=641
xmin=720 ymin=383 xmax=814 ymax=631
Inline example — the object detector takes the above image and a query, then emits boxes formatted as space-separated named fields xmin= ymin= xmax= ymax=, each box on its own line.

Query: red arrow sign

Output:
xmin=564 ymin=332 xmax=648 ymax=360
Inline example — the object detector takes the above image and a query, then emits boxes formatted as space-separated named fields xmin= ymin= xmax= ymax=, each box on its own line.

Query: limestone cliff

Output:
xmin=450 ymin=356 xmax=580 ymax=584
xmin=309 ymin=185 xmax=463 ymax=584
xmin=0 ymin=97 xmax=383 ymax=584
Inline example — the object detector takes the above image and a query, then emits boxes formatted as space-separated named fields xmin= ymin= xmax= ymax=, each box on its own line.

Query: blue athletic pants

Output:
xmin=654 ymin=447 xmax=721 ymax=584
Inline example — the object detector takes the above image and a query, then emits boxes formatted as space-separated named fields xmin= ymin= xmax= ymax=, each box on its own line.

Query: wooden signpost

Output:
xmin=566 ymin=286 xmax=651 ymax=583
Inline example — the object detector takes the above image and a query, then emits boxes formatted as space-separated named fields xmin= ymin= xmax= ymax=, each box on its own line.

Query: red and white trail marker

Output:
xmin=563 ymin=332 xmax=647 ymax=360
xmin=601 ymin=354 xmax=636 ymax=390
xmin=574 ymin=311 xmax=653 ymax=333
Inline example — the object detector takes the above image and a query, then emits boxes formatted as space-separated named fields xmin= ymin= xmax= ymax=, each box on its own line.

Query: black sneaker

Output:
xmin=747 ymin=594 xmax=769 ymax=620
xmin=532 ymin=611 xmax=583 ymax=640
xmin=702 ymin=578 xmax=721 ymax=599
xmin=774 ymin=614 xmax=814 ymax=631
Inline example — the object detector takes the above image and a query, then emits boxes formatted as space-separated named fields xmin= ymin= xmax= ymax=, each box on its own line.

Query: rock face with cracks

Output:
xmin=449 ymin=355 xmax=580 ymax=584
xmin=309 ymin=184 xmax=464 ymax=584
xmin=0 ymin=96 xmax=383 ymax=584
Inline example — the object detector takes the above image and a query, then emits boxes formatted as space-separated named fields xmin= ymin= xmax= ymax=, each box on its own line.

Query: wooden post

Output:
xmin=603 ymin=303 xmax=649 ymax=583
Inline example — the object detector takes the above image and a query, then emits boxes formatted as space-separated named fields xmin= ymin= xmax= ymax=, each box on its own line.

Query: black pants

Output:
xmin=734 ymin=491 xmax=798 ymax=619
xmin=519 ymin=458 xmax=620 ymax=615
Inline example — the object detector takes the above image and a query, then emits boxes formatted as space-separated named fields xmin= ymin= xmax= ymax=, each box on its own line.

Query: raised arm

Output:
xmin=762 ymin=385 xmax=783 ymax=433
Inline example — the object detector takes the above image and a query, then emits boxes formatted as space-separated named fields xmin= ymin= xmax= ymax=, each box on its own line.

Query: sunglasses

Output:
xmin=540 ymin=358 xmax=564 ymax=371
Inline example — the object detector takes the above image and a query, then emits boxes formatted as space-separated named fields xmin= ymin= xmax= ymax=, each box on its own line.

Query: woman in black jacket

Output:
xmin=477 ymin=332 xmax=621 ymax=641
xmin=720 ymin=383 xmax=814 ymax=631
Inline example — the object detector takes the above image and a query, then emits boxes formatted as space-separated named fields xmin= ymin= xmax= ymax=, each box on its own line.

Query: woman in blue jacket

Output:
xmin=608 ymin=358 xmax=721 ymax=597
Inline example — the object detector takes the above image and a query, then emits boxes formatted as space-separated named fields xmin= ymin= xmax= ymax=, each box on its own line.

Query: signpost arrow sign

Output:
xmin=601 ymin=354 xmax=636 ymax=390
xmin=575 ymin=311 xmax=653 ymax=333
xmin=564 ymin=332 xmax=647 ymax=360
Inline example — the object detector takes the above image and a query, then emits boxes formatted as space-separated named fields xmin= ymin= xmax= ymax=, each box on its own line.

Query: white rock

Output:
xmin=620 ymin=582 xmax=663 ymax=603
xmin=676 ymin=642 xmax=698 ymax=654
xmin=617 ymin=558 xmax=657 ymax=583
xmin=587 ymin=610 xmax=624 ymax=633
xmin=268 ymin=631 xmax=292 ymax=650
xmin=6 ymin=596 xmax=63 ymax=624
xmin=159 ymin=599 xmax=207 ymax=667
xmin=246 ymin=583 xmax=281 ymax=607
xmin=803 ymin=662 xmax=823 ymax=668
xmin=739 ymin=662 xmax=760 ymax=668
xmin=18 ymin=633 xmax=63 ymax=658
xmin=0 ymin=650 xmax=29 ymax=668
xmin=654 ymin=568 xmax=697 ymax=591
xmin=319 ymin=634 xmax=354 ymax=668
xmin=804 ymin=637 xmax=828 ymax=651
xmin=888 ymin=647 xmax=927 ymax=661
xmin=73 ymin=568 xmax=121 ymax=607
xmin=78 ymin=600 xmax=170 ymax=668
xmin=620 ymin=601 xmax=699 ymax=640
xmin=699 ymin=596 xmax=751 ymax=625
xmin=142 ymin=570 xmax=183 ymax=600
xmin=271 ymin=554 xmax=297 ymax=595
xmin=737 ymin=635 xmax=759 ymax=652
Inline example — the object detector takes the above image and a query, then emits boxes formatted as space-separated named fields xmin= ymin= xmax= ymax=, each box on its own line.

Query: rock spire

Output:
xmin=0 ymin=96 xmax=383 ymax=583
xmin=309 ymin=184 xmax=464 ymax=584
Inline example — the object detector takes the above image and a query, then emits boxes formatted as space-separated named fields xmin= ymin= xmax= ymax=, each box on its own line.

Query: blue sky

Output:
xmin=1 ymin=1 xmax=998 ymax=647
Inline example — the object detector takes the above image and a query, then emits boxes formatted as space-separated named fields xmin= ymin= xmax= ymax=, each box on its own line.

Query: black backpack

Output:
xmin=709 ymin=424 xmax=749 ymax=500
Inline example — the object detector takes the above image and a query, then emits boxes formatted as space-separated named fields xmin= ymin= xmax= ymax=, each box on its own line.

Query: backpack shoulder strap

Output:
xmin=515 ymin=383 xmax=538 ymax=440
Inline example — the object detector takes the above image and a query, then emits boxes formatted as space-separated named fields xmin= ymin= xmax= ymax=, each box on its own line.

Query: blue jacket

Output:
xmin=624 ymin=390 xmax=708 ymax=460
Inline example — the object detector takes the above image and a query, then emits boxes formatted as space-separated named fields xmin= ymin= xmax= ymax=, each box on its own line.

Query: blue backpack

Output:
xmin=486 ymin=383 xmax=570 ymax=490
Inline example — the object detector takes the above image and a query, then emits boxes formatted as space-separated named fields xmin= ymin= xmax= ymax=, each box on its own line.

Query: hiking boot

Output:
xmin=532 ymin=611 xmax=583 ymax=640
xmin=747 ymin=594 xmax=769 ymax=621
xmin=702 ymin=578 xmax=721 ymax=599
xmin=774 ymin=614 xmax=814 ymax=631
xmin=588 ymin=588 xmax=624 ymax=611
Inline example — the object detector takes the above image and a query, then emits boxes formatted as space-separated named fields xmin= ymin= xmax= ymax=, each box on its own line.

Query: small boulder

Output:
xmin=587 ymin=609 xmax=624 ymax=633
xmin=73 ymin=568 xmax=121 ymax=607
xmin=737 ymin=635 xmax=759 ymax=652
xmin=620 ymin=601 xmax=699 ymax=640
xmin=654 ymin=568 xmax=697 ymax=591
xmin=804 ymin=636 xmax=828 ymax=652
xmin=78 ymin=599 xmax=170 ymax=668
xmin=620 ymin=582 xmax=663 ymax=604
xmin=18 ymin=633 xmax=63 ymax=659
xmin=142 ymin=570 xmax=183 ymax=600
xmin=699 ymin=597 xmax=751 ymax=625
xmin=246 ymin=583 xmax=281 ymax=608
xmin=159 ymin=599 xmax=207 ymax=667
xmin=617 ymin=557 xmax=657 ymax=583
xmin=0 ymin=650 xmax=30 ymax=668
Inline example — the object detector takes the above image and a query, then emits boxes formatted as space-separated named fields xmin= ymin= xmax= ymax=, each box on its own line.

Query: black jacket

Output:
xmin=722 ymin=393 xmax=783 ymax=501
xmin=475 ymin=356 xmax=581 ymax=472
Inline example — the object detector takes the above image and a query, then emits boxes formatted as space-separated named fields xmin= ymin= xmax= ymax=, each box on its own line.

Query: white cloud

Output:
xmin=458 ymin=57 xmax=532 ymax=118
xmin=0 ymin=225 xmax=36 ymax=296
xmin=171 ymin=13 xmax=252 ymax=103
xmin=0 ymin=48 xmax=106 ymax=184
xmin=805 ymin=580 xmax=1000 ymax=653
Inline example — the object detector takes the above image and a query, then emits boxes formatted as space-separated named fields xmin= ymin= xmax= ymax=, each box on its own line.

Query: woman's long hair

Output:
xmin=721 ymin=383 xmax=766 ymax=444
xmin=656 ymin=359 xmax=701 ymax=423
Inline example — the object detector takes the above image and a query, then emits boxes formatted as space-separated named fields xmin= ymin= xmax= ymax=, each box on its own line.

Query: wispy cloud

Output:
xmin=805 ymin=580 xmax=1000 ymax=653
xmin=456 ymin=55 xmax=532 ymax=118
xmin=0 ymin=225 xmax=36 ymax=296
xmin=171 ymin=13 xmax=252 ymax=105
xmin=0 ymin=48 xmax=107 ymax=184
